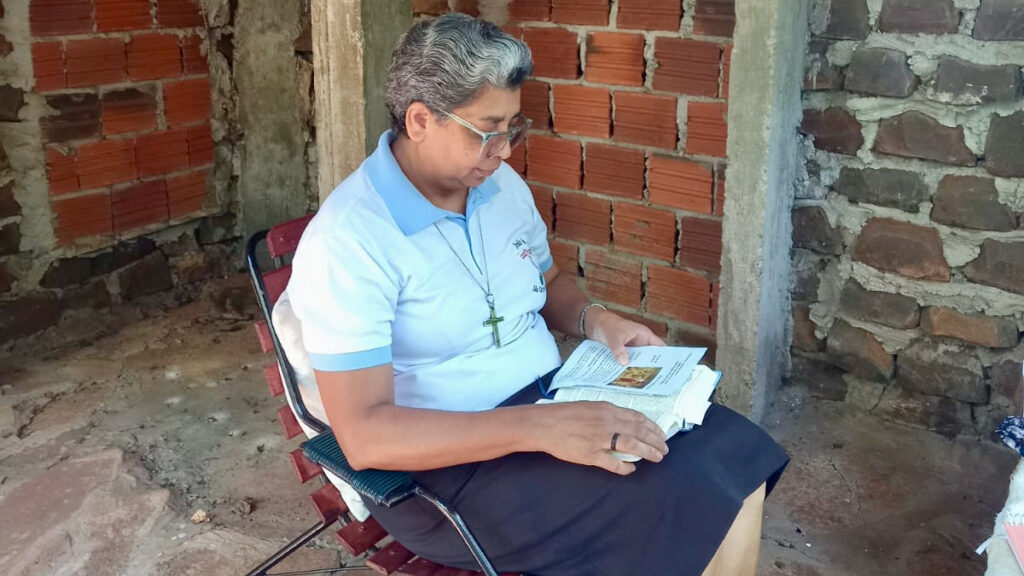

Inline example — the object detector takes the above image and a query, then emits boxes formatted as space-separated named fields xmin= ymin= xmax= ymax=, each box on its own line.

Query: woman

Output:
xmin=285 ymin=13 xmax=788 ymax=576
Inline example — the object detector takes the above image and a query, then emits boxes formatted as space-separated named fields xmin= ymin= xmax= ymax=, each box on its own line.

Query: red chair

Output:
xmin=244 ymin=215 xmax=515 ymax=576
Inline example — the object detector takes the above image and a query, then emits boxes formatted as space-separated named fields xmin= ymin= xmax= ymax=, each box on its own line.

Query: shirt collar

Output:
xmin=366 ymin=130 xmax=500 ymax=236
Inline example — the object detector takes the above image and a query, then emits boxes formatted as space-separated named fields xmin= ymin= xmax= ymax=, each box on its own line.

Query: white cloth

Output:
xmin=272 ymin=295 xmax=372 ymax=521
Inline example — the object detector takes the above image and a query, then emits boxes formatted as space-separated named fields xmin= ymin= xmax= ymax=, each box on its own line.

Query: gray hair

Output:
xmin=386 ymin=13 xmax=533 ymax=134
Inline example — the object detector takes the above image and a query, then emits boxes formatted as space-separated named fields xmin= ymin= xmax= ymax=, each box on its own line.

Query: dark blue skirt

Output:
xmin=365 ymin=370 xmax=789 ymax=576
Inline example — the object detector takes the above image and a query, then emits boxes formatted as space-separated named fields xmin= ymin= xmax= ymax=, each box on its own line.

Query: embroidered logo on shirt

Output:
xmin=514 ymin=237 xmax=546 ymax=293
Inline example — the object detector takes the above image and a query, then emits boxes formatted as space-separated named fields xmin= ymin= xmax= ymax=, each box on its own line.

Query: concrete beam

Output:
xmin=716 ymin=0 xmax=808 ymax=420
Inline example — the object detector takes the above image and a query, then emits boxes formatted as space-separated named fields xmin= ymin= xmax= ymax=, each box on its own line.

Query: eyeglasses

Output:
xmin=443 ymin=111 xmax=532 ymax=159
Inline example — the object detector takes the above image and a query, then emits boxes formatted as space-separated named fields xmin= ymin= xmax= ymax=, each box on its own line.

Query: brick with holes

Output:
xmin=136 ymin=128 xmax=190 ymax=177
xmin=653 ymin=38 xmax=721 ymax=97
xmin=693 ymin=0 xmax=736 ymax=37
xmin=552 ymin=0 xmax=609 ymax=26
xmin=686 ymin=102 xmax=728 ymax=158
xmin=32 ymin=42 xmax=66 ymax=93
xmin=30 ymin=0 xmax=93 ymax=37
xmin=679 ymin=217 xmax=723 ymax=274
xmin=46 ymin=148 xmax=78 ymax=196
xmin=101 ymin=88 xmax=158 ymax=135
xmin=112 ymin=180 xmax=169 ymax=232
xmin=181 ymin=35 xmax=209 ymax=74
xmin=550 ymin=238 xmax=579 ymax=276
xmin=614 ymin=92 xmax=677 ymax=149
xmin=617 ymin=0 xmax=681 ymax=31
xmin=96 ymin=0 xmax=153 ymax=32
xmin=77 ymin=139 xmax=137 ymax=190
xmin=128 ymin=33 xmax=181 ymax=81
xmin=157 ymin=0 xmax=205 ymax=27
xmin=530 ymin=184 xmax=554 ymax=229
xmin=613 ymin=203 xmax=677 ymax=261
xmin=585 ymin=32 xmax=645 ymax=87
xmin=187 ymin=123 xmax=214 ymax=166
xmin=584 ymin=249 xmax=641 ymax=308
xmin=508 ymin=0 xmax=551 ymax=22
xmin=66 ymin=38 xmax=126 ymax=88
xmin=53 ymin=192 xmax=113 ymax=244
xmin=584 ymin=143 xmax=645 ymax=200
xmin=555 ymin=192 xmax=610 ymax=246
xmin=522 ymin=27 xmax=579 ymax=79
xmin=646 ymin=265 xmax=713 ymax=327
xmin=164 ymin=77 xmax=212 ymax=127
xmin=167 ymin=168 xmax=208 ymax=218
xmin=648 ymin=156 xmax=714 ymax=213
xmin=520 ymin=80 xmax=550 ymax=130
xmin=527 ymin=135 xmax=581 ymax=189
xmin=552 ymin=84 xmax=610 ymax=138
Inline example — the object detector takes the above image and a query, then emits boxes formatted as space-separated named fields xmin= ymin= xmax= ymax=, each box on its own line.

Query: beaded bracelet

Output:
xmin=578 ymin=302 xmax=607 ymax=338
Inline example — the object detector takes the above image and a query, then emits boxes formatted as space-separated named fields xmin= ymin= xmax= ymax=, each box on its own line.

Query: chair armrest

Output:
xmin=301 ymin=433 xmax=417 ymax=508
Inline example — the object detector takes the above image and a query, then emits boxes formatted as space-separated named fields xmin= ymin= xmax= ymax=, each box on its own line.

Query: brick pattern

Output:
xmin=653 ymin=38 xmax=721 ymax=96
xmin=617 ymin=0 xmax=681 ymax=31
xmin=28 ymin=0 xmax=213 ymax=245
xmin=552 ymin=0 xmax=610 ymax=26
xmin=552 ymin=84 xmax=610 ymax=137
xmin=794 ymin=0 xmax=1024 ymax=435
xmin=584 ymin=32 xmax=645 ymax=87
xmin=483 ymin=0 xmax=735 ymax=340
xmin=96 ymin=0 xmax=153 ymax=32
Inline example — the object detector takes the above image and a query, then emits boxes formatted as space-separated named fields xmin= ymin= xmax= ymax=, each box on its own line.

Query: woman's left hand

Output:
xmin=587 ymin=308 xmax=666 ymax=365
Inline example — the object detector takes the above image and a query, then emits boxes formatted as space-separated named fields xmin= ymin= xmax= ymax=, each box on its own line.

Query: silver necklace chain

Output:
xmin=433 ymin=219 xmax=493 ymax=305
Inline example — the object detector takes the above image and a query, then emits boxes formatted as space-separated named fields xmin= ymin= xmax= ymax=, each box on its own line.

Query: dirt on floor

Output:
xmin=0 ymin=275 xmax=1017 ymax=576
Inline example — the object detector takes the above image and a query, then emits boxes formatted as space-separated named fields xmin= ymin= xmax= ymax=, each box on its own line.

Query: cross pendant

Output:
xmin=482 ymin=296 xmax=504 ymax=348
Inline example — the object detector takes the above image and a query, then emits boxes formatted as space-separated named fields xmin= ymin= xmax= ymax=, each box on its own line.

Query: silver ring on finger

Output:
xmin=610 ymin=432 xmax=620 ymax=451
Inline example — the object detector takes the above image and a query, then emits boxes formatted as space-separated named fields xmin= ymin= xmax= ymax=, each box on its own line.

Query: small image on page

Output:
xmin=550 ymin=340 xmax=707 ymax=396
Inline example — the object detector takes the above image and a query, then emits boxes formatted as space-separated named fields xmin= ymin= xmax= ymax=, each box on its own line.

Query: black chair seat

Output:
xmin=301 ymin=432 xmax=416 ymax=508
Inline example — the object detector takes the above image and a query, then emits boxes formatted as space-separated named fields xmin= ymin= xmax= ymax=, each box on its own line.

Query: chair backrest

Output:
xmin=246 ymin=214 xmax=326 ymax=435
xmin=246 ymin=215 xmax=510 ymax=576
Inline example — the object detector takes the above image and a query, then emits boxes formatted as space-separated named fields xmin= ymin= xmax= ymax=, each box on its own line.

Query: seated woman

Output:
xmin=283 ymin=13 xmax=788 ymax=576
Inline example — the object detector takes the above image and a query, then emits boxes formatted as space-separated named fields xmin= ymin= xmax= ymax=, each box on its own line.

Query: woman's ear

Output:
xmin=404 ymin=102 xmax=433 ymax=143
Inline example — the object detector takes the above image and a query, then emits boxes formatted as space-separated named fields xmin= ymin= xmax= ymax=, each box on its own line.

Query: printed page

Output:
xmin=550 ymin=339 xmax=707 ymax=396
xmin=550 ymin=387 xmax=677 ymax=427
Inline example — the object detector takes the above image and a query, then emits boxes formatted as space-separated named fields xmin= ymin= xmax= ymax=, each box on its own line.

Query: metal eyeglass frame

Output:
xmin=443 ymin=110 xmax=532 ymax=159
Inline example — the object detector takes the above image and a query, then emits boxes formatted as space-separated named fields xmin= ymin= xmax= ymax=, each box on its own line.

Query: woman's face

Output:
xmin=427 ymin=85 xmax=523 ymax=190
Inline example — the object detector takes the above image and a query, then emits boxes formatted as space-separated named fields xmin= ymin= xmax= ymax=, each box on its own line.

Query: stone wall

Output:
xmin=793 ymin=0 xmax=1024 ymax=437
xmin=0 ymin=0 xmax=317 ymax=347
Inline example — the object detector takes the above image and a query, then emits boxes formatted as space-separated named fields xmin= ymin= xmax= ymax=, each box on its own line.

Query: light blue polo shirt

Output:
xmin=282 ymin=130 xmax=563 ymax=412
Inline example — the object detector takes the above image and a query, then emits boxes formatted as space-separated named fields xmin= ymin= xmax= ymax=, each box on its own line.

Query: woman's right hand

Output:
xmin=526 ymin=401 xmax=669 ymax=475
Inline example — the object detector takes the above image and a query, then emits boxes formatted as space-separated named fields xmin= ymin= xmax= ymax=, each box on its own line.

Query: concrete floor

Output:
xmin=0 ymin=279 xmax=1017 ymax=576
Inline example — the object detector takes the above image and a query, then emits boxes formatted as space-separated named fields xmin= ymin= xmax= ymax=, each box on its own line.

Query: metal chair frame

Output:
xmin=244 ymin=227 xmax=501 ymax=576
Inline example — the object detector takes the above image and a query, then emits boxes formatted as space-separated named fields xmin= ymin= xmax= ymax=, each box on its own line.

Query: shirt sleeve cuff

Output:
xmin=309 ymin=345 xmax=392 ymax=372
xmin=538 ymin=254 xmax=553 ymax=274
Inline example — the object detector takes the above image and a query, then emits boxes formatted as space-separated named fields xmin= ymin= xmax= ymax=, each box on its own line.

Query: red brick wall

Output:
xmin=30 ymin=0 xmax=213 ymax=246
xmin=416 ymin=1 xmax=736 ymax=351
xmin=507 ymin=0 xmax=734 ymax=354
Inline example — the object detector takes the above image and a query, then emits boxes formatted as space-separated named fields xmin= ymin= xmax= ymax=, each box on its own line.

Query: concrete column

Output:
xmin=715 ymin=0 xmax=808 ymax=420
xmin=235 ymin=1 xmax=310 ymax=235
xmin=362 ymin=2 xmax=412 ymax=155
xmin=312 ymin=0 xmax=410 ymax=203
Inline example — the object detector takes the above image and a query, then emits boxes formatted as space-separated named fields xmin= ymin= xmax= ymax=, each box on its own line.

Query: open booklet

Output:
xmin=538 ymin=340 xmax=721 ymax=462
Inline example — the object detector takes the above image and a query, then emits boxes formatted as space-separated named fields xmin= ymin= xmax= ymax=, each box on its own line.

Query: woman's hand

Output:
xmin=587 ymin=308 xmax=666 ymax=365
xmin=529 ymin=401 xmax=669 ymax=475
